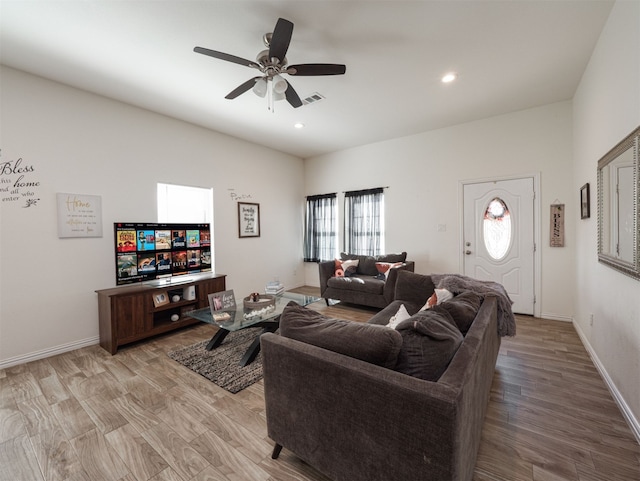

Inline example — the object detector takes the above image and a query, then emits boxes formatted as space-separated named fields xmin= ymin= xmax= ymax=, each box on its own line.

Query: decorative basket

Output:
xmin=243 ymin=294 xmax=276 ymax=313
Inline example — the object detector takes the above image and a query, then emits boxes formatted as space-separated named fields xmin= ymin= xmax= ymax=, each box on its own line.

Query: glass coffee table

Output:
xmin=186 ymin=291 xmax=320 ymax=366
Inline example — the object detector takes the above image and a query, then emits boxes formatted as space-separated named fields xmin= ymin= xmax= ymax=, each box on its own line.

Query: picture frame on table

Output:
xmin=238 ymin=202 xmax=260 ymax=238
xmin=580 ymin=183 xmax=590 ymax=219
xmin=152 ymin=291 xmax=169 ymax=307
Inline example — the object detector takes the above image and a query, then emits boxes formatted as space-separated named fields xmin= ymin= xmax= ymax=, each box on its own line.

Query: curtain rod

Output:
xmin=342 ymin=186 xmax=389 ymax=194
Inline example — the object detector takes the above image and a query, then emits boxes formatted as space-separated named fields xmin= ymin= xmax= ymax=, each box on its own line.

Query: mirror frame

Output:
xmin=597 ymin=125 xmax=640 ymax=280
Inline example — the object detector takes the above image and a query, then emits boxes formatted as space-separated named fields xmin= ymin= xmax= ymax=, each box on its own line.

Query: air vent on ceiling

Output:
xmin=302 ymin=92 xmax=325 ymax=105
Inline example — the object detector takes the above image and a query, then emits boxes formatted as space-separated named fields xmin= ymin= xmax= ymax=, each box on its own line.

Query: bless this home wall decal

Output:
xmin=0 ymin=150 xmax=42 ymax=207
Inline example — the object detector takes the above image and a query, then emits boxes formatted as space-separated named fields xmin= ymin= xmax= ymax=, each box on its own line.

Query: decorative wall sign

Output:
xmin=238 ymin=202 xmax=260 ymax=238
xmin=580 ymin=183 xmax=590 ymax=219
xmin=0 ymin=151 xmax=42 ymax=207
xmin=57 ymin=193 xmax=103 ymax=238
xmin=550 ymin=204 xmax=565 ymax=247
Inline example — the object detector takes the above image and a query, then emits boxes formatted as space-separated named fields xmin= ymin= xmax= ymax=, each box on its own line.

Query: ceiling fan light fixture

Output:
xmin=252 ymin=78 xmax=268 ymax=97
xmin=272 ymin=74 xmax=288 ymax=94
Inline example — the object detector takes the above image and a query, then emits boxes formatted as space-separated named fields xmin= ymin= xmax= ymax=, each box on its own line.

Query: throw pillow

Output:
xmin=386 ymin=304 xmax=411 ymax=329
xmin=419 ymin=288 xmax=454 ymax=311
xmin=340 ymin=259 xmax=359 ymax=277
xmin=280 ymin=302 xmax=403 ymax=369
xmin=375 ymin=261 xmax=403 ymax=280
xmin=437 ymin=291 xmax=483 ymax=335
xmin=341 ymin=253 xmax=378 ymax=276
xmin=334 ymin=259 xmax=345 ymax=277
xmin=394 ymin=309 xmax=463 ymax=381
xmin=334 ymin=258 xmax=359 ymax=277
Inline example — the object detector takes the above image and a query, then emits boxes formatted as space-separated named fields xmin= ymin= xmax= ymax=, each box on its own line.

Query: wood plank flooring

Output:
xmin=1 ymin=287 xmax=638 ymax=481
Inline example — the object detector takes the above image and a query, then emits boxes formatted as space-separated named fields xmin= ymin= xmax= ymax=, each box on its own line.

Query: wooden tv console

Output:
xmin=96 ymin=272 xmax=226 ymax=354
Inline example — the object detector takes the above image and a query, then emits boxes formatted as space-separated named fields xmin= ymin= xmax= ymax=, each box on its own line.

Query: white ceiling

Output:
xmin=0 ymin=0 xmax=614 ymax=159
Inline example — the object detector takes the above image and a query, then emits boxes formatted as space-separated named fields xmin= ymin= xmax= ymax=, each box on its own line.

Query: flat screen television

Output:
xmin=114 ymin=222 xmax=211 ymax=285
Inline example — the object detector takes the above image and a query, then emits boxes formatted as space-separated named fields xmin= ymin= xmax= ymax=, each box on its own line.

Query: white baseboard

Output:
xmin=0 ymin=336 xmax=100 ymax=370
xmin=572 ymin=320 xmax=640 ymax=444
xmin=539 ymin=312 xmax=573 ymax=322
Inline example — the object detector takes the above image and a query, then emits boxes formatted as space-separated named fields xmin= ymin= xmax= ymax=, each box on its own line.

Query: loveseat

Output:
xmin=318 ymin=252 xmax=415 ymax=308
xmin=261 ymin=270 xmax=504 ymax=481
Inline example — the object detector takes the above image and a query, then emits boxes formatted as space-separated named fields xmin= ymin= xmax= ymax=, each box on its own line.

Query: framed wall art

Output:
xmin=580 ymin=183 xmax=590 ymax=219
xmin=238 ymin=202 xmax=260 ymax=238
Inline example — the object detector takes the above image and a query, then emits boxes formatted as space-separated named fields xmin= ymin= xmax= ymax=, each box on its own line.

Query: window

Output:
xmin=303 ymin=193 xmax=337 ymax=262
xmin=344 ymin=188 xmax=385 ymax=255
xmin=483 ymin=197 xmax=512 ymax=260
xmin=157 ymin=183 xmax=214 ymax=269
xmin=157 ymin=183 xmax=213 ymax=223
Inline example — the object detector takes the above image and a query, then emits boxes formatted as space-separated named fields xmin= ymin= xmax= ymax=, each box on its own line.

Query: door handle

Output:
xmin=465 ymin=250 xmax=472 ymax=255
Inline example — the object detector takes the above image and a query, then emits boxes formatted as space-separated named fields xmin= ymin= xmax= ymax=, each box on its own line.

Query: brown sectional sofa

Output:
xmin=318 ymin=252 xmax=415 ymax=308
xmin=261 ymin=270 xmax=502 ymax=481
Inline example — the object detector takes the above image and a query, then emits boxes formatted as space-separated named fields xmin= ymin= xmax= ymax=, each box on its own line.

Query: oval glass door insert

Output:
xmin=483 ymin=197 xmax=512 ymax=260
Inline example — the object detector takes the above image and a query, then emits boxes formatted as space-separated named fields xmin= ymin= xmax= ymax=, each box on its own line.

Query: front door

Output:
xmin=463 ymin=178 xmax=535 ymax=315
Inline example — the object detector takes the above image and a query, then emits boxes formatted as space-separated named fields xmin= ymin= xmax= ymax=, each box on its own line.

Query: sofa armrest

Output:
xmin=318 ymin=260 xmax=335 ymax=296
xmin=383 ymin=260 xmax=415 ymax=303
xmin=261 ymin=333 xmax=459 ymax=481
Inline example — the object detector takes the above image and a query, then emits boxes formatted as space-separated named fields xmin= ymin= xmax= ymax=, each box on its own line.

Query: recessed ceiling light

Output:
xmin=294 ymin=122 xmax=305 ymax=129
xmin=441 ymin=72 xmax=457 ymax=83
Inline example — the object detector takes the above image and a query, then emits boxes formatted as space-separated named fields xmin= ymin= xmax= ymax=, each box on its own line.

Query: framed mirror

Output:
xmin=597 ymin=125 xmax=639 ymax=279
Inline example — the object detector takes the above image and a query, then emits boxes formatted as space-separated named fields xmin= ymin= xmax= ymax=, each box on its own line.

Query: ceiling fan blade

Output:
xmin=225 ymin=77 xmax=261 ymax=99
xmin=284 ymin=81 xmax=302 ymax=108
xmin=194 ymin=46 xmax=259 ymax=69
xmin=288 ymin=64 xmax=346 ymax=76
xmin=269 ymin=18 xmax=293 ymax=63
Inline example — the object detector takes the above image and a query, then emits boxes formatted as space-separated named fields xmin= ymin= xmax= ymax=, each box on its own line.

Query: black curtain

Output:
xmin=344 ymin=188 xmax=384 ymax=255
xmin=303 ymin=193 xmax=337 ymax=262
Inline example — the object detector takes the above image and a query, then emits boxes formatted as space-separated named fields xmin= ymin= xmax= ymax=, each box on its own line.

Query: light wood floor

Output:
xmin=1 ymin=288 xmax=639 ymax=481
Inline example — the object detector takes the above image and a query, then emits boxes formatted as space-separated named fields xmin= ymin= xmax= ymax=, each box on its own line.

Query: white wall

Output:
xmin=0 ymin=66 xmax=305 ymax=366
xmin=572 ymin=0 xmax=640 ymax=435
xmin=304 ymin=101 xmax=576 ymax=321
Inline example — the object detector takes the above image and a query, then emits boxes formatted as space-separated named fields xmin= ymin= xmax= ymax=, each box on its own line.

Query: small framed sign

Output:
xmin=238 ymin=202 xmax=260 ymax=238
xmin=56 ymin=193 xmax=103 ymax=238
xmin=580 ymin=183 xmax=590 ymax=219
xmin=550 ymin=204 xmax=565 ymax=247
xmin=152 ymin=291 xmax=169 ymax=307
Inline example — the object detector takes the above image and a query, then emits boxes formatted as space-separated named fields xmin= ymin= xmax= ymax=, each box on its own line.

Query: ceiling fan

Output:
xmin=194 ymin=18 xmax=346 ymax=111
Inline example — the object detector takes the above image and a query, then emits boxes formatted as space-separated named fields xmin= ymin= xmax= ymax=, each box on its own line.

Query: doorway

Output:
xmin=462 ymin=177 xmax=537 ymax=315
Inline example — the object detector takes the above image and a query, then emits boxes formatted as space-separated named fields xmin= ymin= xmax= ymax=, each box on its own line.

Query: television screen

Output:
xmin=114 ymin=222 xmax=211 ymax=285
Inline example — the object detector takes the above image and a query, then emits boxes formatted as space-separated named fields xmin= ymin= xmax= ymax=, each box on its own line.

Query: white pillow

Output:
xmin=420 ymin=288 xmax=454 ymax=311
xmin=340 ymin=259 xmax=359 ymax=270
xmin=386 ymin=304 xmax=411 ymax=329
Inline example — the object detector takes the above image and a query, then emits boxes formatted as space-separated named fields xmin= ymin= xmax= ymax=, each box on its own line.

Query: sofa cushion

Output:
xmin=377 ymin=252 xmax=407 ymax=263
xmin=327 ymin=275 xmax=385 ymax=294
xmin=393 ymin=309 xmax=463 ymax=381
xmin=394 ymin=270 xmax=436 ymax=307
xmin=438 ymin=291 xmax=483 ymax=335
xmin=341 ymin=252 xmax=408 ymax=276
xmin=279 ymin=302 xmax=403 ymax=369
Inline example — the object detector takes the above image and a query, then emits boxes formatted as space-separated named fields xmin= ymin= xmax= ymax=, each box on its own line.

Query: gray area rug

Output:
xmin=168 ymin=327 xmax=263 ymax=394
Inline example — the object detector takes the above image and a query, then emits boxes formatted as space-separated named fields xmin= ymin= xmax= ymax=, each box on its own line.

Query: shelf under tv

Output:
xmin=96 ymin=272 xmax=226 ymax=354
